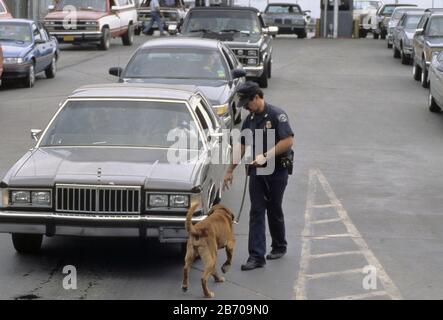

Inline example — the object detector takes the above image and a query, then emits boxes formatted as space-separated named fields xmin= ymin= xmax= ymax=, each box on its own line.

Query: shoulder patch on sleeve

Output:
xmin=278 ymin=114 xmax=288 ymax=123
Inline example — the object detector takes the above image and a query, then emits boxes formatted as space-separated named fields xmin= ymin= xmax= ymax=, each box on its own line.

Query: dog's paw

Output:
xmin=215 ymin=276 xmax=225 ymax=283
xmin=221 ymin=264 xmax=231 ymax=273
xmin=182 ymin=285 xmax=188 ymax=292
xmin=204 ymin=291 xmax=215 ymax=298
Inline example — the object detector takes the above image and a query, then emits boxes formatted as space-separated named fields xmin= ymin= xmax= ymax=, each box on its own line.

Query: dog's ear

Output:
xmin=222 ymin=206 xmax=235 ymax=221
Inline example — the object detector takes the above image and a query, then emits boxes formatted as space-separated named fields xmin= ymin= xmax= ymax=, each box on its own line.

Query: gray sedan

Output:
xmin=109 ymin=38 xmax=246 ymax=129
xmin=393 ymin=12 xmax=423 ymax=65
xmin=0 ymin=83 xmax=231 ymax=253
xmin=429 ymin=51 xmax=443 ymax=113
xmin=262 ymin=3 xmax=308 ymax=38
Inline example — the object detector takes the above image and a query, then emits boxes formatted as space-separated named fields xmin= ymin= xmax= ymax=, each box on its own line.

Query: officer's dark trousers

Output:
xmin=248 ymin=169 xmax=288 ymax=264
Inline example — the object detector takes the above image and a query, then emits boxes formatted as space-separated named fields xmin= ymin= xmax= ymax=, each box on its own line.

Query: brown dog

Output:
xmin=182 ymin=202 xmax=236 ymax=298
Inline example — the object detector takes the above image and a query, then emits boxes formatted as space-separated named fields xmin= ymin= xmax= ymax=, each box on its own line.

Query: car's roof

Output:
xmin=429 ymin=12 xmax=443 ymax=18
xmin=139 ymin=37 xmax=221 ymax=50
xmin=265 ymin=3 xmax=301 ymax=6
xmin=189 ymin=6 xmax=259 ymax=13
xmin=425 ymin=8 xmax=443 ymax=12
xmin=69 ymin=83 xmax=200 ymax=101
xmin=0 ymin=18 xmax=33 ymax=24
xmin=383 ymin=4 xmax=416 ymax=7
xmin=393 ymin=7 xmax=424 ymax=12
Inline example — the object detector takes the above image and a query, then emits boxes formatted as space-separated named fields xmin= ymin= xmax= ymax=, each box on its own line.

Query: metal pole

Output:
xmin=323 ymin=0 xmax=328 ymax=37
xmin=333 ymin=0 xmax=338 ymax=38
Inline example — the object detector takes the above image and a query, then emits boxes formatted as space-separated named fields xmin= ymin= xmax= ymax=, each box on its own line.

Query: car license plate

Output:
xmin=63 ymin=35 xmax=74 ymax=42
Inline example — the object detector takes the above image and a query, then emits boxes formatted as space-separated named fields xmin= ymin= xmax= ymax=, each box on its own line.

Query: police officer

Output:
xmin=224 ymin=81 xmax=295 ymax=271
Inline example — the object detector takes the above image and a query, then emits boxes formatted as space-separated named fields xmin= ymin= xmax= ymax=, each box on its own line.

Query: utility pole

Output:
xmin=333 ymin=0 xmax=338 ymax=38
xmin=323 ymin=0 xmax=328 ymax=37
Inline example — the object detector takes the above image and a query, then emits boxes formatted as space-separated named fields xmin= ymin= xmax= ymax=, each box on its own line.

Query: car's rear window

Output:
xmin=266 ymin=5 xmax=301 ymax=14
xmin=40 ymin=100 xmax=203 ymax=149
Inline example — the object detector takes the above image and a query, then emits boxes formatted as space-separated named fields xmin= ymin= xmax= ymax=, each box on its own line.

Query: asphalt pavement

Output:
xmin=0 ymin=34 xmax=443 ymax=300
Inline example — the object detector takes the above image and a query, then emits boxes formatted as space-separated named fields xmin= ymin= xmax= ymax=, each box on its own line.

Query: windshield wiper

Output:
xmin=189 ymin=28 xmax=216 ymax=34
xmin=220 ymin=29 xmax=251 ymax=36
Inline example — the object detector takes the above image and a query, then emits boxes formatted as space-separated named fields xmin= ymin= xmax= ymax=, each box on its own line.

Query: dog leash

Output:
xmin=234 ymin=164 xmax=249 ymax=224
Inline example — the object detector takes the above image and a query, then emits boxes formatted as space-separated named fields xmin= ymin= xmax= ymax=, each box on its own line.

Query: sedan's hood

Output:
xmin=45 ymin=10 xmax=108 ymax=21
xmin=123 ymin=78 xmax=229 ymax=105
xmin=7 ymin=147 xmax=204 ymax=191
xmin=426 ymin=37 xmax=443 ymax=47
xmin=0 ymin=42 xmax=32 ymax=58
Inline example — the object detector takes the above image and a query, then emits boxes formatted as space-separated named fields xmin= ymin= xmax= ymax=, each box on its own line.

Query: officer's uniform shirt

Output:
xmin=241 ymin=103 xmax=294 ymax=176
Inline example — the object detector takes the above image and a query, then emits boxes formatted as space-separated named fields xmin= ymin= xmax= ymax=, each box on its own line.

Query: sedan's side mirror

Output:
xmin=303 ymin=10 xmax=311 ymax=15
xmin=111 ymin=6 xmax=119 ymax=12
xmin=31 ymin=129 xmax=42 ymax=141
xmin=48 ymin=4 xmax=55 ymax=11
xmin=168 ymin=24 xmax=178 ymax=35
xmin=35 ymin=39 xmax=46 ymax=44
xmin=232 ymin=68 xmax=246 ymax=79
xmin=109 ymin=67 xmax=123 ymax=77
xmin=415 ymin=29 xmax=424 ymax=36
xmin=267 ymin=26 xmax=279 ymax=35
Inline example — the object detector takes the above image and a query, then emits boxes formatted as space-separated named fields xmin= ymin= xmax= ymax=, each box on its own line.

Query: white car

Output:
xmin=353 ymin=0 xmax=383 ymax=38
xmin=44 ymin=0 xmax=138 ymax=50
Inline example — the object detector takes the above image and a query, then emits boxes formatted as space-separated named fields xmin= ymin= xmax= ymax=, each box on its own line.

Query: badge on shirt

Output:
xmin=278 ymin=114 xmax=288 ymax=123
xmin=266 ymin=121 xmax=272 ymax=129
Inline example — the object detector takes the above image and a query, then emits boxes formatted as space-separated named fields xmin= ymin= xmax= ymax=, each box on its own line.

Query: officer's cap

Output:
xmin=237 ymin=81 xmax=260 ymax=108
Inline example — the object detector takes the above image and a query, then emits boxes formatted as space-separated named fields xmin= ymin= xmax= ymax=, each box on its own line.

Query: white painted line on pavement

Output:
xmin=310 ymin=250 xmax=364 ymax=259
xmin=326 ymin=291 xmax=389 ymax=300
xmin=310 ymin=234 xmax=354 ymax=240
xmin=311 ymin=204 xmax=337 ymax=208
xmin=311 ymin=218 xmax=343 ymax=225
xmin=306 ymin=268 xmax=363 ymax=280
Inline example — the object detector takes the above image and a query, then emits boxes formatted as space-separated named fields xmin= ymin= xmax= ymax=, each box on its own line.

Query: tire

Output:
xmin=373 ymin=32 xmax=379 ymax=40
xmin=297 ymin=30 xmax=307 ymax=39
xmin=122 ymin=24 xmax=134 ymax=46
xmin=429 ymin=90 xmax=442 ymax=113
xmin=421 ymin=65 xmax=429 ymax=88
xmin=387 ymin=41 xmax=392 ymax=49
xmin=413 ymin=62 xmax=422 ymax=81
xmin=401 ymin=49 xmax=410 ymax=65
xmin=99 ymin=27 xmax=111 ymax=51
xmin=393 ymin=46 xmax=400 ymax=59
xmin=45 ymin=56 xmax=57 ymax=79
xmin=12 ymin=234 xmax=43 ymax=254
xmin=23 ymin=62 xmax=35 ymax=88
xmin=267 ymin=60 xmax=272 ymax=79
xmin=257 ymin=65 xmax=268 ymax=88
xmin=359 ymin=29 xmax=367 ymax=38
xmin=134 ymin=26 xmax=141 ymax=36
xmin=381 ymin=29 xmax=386 ymax=39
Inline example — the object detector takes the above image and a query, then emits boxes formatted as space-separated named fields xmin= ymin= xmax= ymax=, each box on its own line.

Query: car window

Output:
xmin=39 ymin=25 xmax=49 ymax=41
xmin=417 ymin=14 xmax=429 ymax=29
xmin=353 ymin=1 xmax=381 ymax=10
xmin=183 ymin=10 xmax=262 ymax=35
xmin=427 ymin=16 xmax=443 ymax=36
xmin=124 ymin=48 xmax=229 ymax=80
xmin=56 ymin=0 xmax=108 ymax=12
xmin=266 ymin=5 xmax=301 ymax=14
xmin=404 ymin=15 xmax=421 ymax=29
xmin=221 ymin=47 xmax=234 ymax=70
xmin=0 ymin=22 xmax=32 ymax=43
xmin=40 ymin=100 xmax=203 ymax=149
xmin=225 ymin=46 xmax=239 ymax=68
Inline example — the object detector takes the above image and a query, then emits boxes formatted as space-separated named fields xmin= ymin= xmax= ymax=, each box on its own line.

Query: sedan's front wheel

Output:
xmin=45 ymin=56 xmax=57 ymax=79
xmin=421 ymin=66 xmax=429 ymax=88
xmin=429 ymin=90 xmax=442 ymax=113
xmin=12 ymin=234 xmax=43 ymax=254
xmin=23 ymin=63 xmax=35 ymax=88
xmin=413 ymin=63 xmax=422 ymax=81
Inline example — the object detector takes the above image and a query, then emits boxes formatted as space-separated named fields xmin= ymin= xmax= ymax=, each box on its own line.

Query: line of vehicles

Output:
xmin=0 ymin=3 xmax=289 ymax=253
xmin=379 ymin=4 xmax=443 ymax=115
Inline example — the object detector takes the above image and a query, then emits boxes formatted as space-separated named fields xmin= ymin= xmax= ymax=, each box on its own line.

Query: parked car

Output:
xmin=262 ymin=2 xmax=308 ymax=39
xmin=44 ymin=0 xmax=138 ymax=50
xmin=177 ymin=6 xmax=277 ymax=88
xmin=0 ymin=0 xmax=12 ymax=19
xmin=428 ymin=51 xmax=443 ymax=113
xmin=387 ymin=6 xmax=424 ymax=48
xmin=393 ymin=12 xmax=424 ymax=65
xmin=353 ymin=0 xmax=383 ymax=38
xmin=109 ymin=38 xmax=246 ymax=128
xmin=373 ymin=3 xmax=416 ymax=39
xmin=0 ymin=19 xmax=59 ymax=88
xmin=135 ymin=0 xmax=187 ymax=35
xmin=0 ymin=45 xmax=3 ymax=86
xmin=412 ymin=12 xmax=443 ymax=88
xmin=0 ymin=83 xmax=231 ymax=253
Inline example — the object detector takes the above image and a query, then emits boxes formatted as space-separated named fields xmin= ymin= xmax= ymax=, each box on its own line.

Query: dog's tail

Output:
xmin=186 ymin=202 xmax=201 ymax=237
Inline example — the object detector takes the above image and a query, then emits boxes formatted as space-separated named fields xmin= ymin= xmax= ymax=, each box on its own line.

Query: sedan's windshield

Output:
xmin=183 ymin=10 xmax=261 ymax=35
xmin=0 ymin=23 xmax=32 ymax=43
xmin=124 ymin=48 xmax=229 ymax=80
xmin=56 ymin=0 xmax=107 ymax=11
xmin=404 ymin=15 xmax=421 ymax=29
xmin=353 ymin=1 xmax=381 ymax=10
xmin=392 ymin=9 xmax=421 ymax=20
xmin=266 ymin=5 xmax=301 ymax=14
xmin=40 ymin=100 xmax=202 ymax=149
xmin=381 ymin=6 xmax=396 ymax=16
xmin=428 ymin=17 xmax=443 ymax=36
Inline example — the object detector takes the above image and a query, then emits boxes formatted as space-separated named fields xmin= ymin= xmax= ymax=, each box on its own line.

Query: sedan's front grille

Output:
xmin=56 ymin=185 xmax=141 ymax=214
xmin=284 ymin=19 xmax=292 ymax=25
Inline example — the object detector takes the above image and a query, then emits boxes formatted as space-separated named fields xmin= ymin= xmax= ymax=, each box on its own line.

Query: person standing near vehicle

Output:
xmin=224 ymin=82 xmax=295 ymax=271
xmin=143 ymin=0 xmax=165 ymax=35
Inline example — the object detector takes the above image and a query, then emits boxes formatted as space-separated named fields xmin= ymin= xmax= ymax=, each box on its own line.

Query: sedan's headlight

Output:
xmin=32 ymin=191 xmax=51 ymax=206
xmin=149 ymin=194 xmax=169 ymax=207
xmin=3 ymin=57 xmax=24 ymax=64
xmin=0 ymin=189 xmax=9 ymax=208
xmin=169 ymin=195 xmax=189 ymax=208
xmin=11 ymin=191 xmax=31 ymax=204
xmin=212 ymin=103 xmax=229 ymax=116
xmin=84 ymin=21 xmax=98 ymax=25
xmin=247 ymin=58 xmax=258 ymax=65
xmin=247 ymin=50 xmax=258 ymax=56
